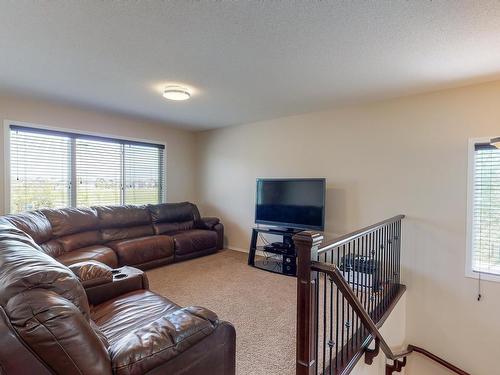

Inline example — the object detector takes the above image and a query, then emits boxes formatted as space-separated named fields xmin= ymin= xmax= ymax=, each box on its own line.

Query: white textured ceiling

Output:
xmin=1 ymin=1 xmax=500 ymax=130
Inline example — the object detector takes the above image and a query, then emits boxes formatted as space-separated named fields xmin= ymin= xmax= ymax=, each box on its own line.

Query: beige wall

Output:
xmin=196 ymin=80 xmax=500 ymax=374
xmin=352 ymin=293 xmax=407 ymax=375
xmin=0 ymin=94 xmax=198 ymax=214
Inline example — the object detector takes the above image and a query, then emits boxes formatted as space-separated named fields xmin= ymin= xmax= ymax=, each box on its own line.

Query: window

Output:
xmin=9 ymin=124 xmax=165 ymax=213
xmin=467 ymin=139 xmax=500 ymax=280
xmin=10 ymin=130 xmax=71 ymax=212
xmin=76 ymin=138 xmax=122 ymax=207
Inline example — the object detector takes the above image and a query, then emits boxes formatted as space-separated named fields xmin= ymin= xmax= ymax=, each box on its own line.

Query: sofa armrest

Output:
xmin=85 ymin=266 xmax=149 ymax=305
xmin=68 ymin=260 xmax=113 ymax=288
xmin=213 ymin=223 xmax=224 ymax=250
xmin=109 ymin=306 xmax=235 ymax=375
xmin=195 ymin=217 xmax=220 ymax=230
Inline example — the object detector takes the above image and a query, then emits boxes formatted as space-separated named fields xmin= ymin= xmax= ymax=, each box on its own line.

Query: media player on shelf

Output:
xmin=263 ymin=243 xmax=294 ymax=254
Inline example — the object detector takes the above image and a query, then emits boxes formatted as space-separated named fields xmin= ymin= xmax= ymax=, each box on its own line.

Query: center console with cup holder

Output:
xmin=69 ymin=260 xmax=150 ymax=305
xmin=87 ymin=266 xmax=150 ymax=305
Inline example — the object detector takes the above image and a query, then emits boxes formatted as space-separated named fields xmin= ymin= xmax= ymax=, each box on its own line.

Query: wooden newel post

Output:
xmin=293 ymin=231 xmax=324 ymax=375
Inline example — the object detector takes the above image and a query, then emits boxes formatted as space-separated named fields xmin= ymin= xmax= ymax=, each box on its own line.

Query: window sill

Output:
xmin=465 ymin=270 xmax=500 ymax=283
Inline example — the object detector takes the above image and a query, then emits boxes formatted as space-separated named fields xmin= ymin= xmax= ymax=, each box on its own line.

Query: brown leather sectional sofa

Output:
xmin=0 ymin=203 xmax=235 ymax=374
xmin=2 ymin=201 xmax=224 ymax=269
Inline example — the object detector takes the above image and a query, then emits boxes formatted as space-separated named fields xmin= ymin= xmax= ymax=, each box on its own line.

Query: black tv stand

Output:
xmin=248 ymin=226 xmax=302 ymax=276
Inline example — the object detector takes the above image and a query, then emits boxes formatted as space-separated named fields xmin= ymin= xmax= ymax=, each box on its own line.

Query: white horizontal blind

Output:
xmin=76 ymin=138 xmax=122 ymax=206
xmin=124 ymin=144 xmax=164 ymax=205
xmin=9 ymin=125 xmax=165 ymax=213
xmin=472 ymin=144 xmax=500 ymax=276
xmin=10 ymin=130 xmax=71 ymax=213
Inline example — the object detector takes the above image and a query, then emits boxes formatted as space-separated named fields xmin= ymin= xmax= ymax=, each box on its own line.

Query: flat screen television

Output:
xmin=255 ymin=178 xmax=326 ymax=231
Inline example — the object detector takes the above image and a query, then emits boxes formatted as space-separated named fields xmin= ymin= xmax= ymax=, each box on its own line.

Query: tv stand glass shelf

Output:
xmin=248 ymin=227 xmax=302 ymax=277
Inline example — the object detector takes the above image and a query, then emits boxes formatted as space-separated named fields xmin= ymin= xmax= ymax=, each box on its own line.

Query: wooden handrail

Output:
xmin=318 ymin=215 xmax=405 ymax=254
xmin=311 ymin=261 xmax=411 ymax=361
xmin=407 ymin=345 xmax=471 ymax=375
xmin=311 ymin=261 xmax=471 ymax=375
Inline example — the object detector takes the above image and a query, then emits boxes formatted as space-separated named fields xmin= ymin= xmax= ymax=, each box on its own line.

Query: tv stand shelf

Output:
xmin=248 ymin=227 xmax=302 ymax=277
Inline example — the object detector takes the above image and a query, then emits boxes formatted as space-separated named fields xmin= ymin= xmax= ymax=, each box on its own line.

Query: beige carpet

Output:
xmin=147 ymin=249 xmax=296 ymax=375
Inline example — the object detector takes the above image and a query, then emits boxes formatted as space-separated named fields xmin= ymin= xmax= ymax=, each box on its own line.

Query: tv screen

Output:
xmin=255 ymin=178 xmax=326 ymax=231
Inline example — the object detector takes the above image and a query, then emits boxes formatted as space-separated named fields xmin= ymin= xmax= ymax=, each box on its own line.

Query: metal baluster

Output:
xmin=362 ymin=234 xmax=367 ymax=312
xmin=322 ymin=252 xmax=327 ymax=374
xmin=352 ymin=239 xmax=356 ymax=354
xmin=389 ymin=223 xmax=393 ymax=297
xmin=386 ymin=223 xmax=390 ymax=303
xmin=328 ymin=250 xmax=333 ymax=374
xmin=368 ymin=232 xmax=373 ymax=315
xmin=380 ymin=225 xmax=389 ymax=316
xmin=315 ymin=253 xmax=320 ymax=375
xmin=388 ymin=223 xmax=393 ymax=304
xmin=397 ymin=220 xmax=401 ymax=284
xmin=335 ymin=248 xmax=340 ymax=373
xmin=392 ymin=222 xmax=396 ymax=295
xmin=375 ymin=228 xmax=381 ymax=319
xmin=346 ymin=241 xmax=352 ymax=357
xmin=379 ymin=226 xmax=383 ymax=317
xmin=341 ymin=244 xmax=346 ymax=367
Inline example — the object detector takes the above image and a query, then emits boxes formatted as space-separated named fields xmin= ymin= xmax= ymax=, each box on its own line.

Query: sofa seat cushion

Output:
xmin=171 ymin=229 xmax=218 ymax=256
xmin=107 ymin=235 xmax=174 ymax=267
xmin=91 ymin=290 xmax=180 ymax=346
xmin=91 ymin=290 xmax=219 ymax=375
xmin=57 ymin=245 xmax=118 ymax=268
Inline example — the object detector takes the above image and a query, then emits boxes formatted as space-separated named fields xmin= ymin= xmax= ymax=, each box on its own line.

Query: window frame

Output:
xmin=3 ymin=120 xmax=167 ymax=213
xmin=466 ymin=137 xmax=500 ymax=283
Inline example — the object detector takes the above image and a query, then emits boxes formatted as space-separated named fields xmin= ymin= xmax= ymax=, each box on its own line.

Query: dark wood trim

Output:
xmin=386 ymin=357 xmax=406 ymax=375
xmin=406 ymin=345 xmax=471 ymax=375
xmin=294 ymin=231 xmax=324 ymax=375
xmin=317 ymin=215 xmax=405 ymax=254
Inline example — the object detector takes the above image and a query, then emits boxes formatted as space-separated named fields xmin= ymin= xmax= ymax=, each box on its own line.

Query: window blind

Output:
xmin=10 ymin=130 xmax=71 ymax=212
xmin=9 ymin=125 xmax=165 ymax=213
xmin=76 ymin=138 xmax=122 ymax=206
xmin=472 ymin=143 xmax=500 ymax=276
xmin=124 ymin=144 xmax=165 ymax=205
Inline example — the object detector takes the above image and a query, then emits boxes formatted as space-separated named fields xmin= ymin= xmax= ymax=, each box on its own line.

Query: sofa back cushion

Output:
xmin=43 ymin=207 xmax=100 ymax=236
xmin=2 ymin=211 xmax=52 ymax=244
xmin=148 ymin=202 xmax=198 ymax=234
xmin=6 ymin=290 xmax=112 ymax=375
xmin=95 ymin=205 xmax=153 ymax=241
xmin=0 ymin=225 xmax=90 ymax=318
xmin=42 ymin=207 xmax=103 ymax=252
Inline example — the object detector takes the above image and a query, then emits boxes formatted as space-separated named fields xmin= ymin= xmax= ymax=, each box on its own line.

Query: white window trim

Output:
xmin=466 ymin=137 xmax=500 ymax=283
xmin=3 ymin=119 xmax=167 ymax=213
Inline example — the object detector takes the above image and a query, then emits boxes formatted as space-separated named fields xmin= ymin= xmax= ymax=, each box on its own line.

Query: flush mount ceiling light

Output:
xmin=163 ymin=85 xmax=191 ymax=101
xmin=491 ymin=137 xmax=500 ymax=149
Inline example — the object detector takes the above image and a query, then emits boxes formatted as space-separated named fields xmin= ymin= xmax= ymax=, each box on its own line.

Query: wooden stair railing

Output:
xmin=405 ymin=345 xmax=471 ymax=375
xmin=311 ymin=261 xmax=411 ymax=360
xmin=312 ymin=256 xmax=470 ymax=375
xmin=294 ymin=216 xmax=471 ymax=375
xmin=295 ymin=215 xmax=406 ymax=375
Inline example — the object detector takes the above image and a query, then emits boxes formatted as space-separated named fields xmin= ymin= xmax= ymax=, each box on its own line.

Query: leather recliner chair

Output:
xmin=0 ymin=224 xmax=236 ymax=375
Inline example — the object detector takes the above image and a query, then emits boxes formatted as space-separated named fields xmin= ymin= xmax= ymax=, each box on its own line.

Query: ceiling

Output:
xmin=2 ymin=1 xmax=500 ymax=130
